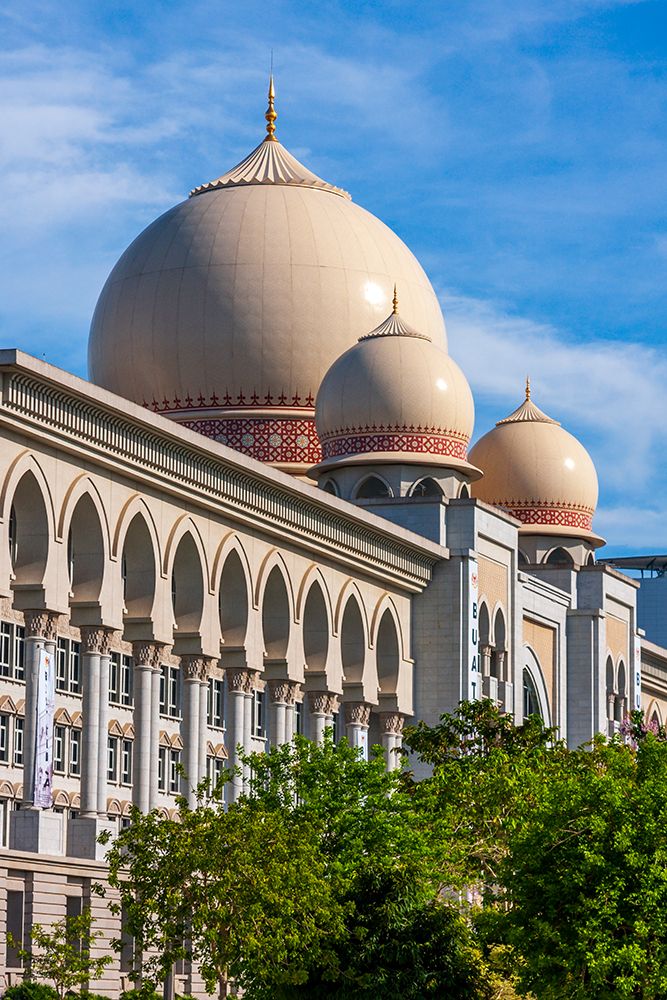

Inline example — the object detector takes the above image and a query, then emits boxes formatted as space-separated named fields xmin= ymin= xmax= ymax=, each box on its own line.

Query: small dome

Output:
xmin=314 ymin=295 xmax=480 ymax=476
xmin=87 ymin=82 xmax=446 ymax=475
xmin=469 ymin=382 xmax=603 ymax=545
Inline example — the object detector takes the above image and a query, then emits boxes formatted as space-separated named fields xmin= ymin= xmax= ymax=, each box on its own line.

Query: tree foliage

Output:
xmin=7 ymin=908 xmax=112 ymax=1000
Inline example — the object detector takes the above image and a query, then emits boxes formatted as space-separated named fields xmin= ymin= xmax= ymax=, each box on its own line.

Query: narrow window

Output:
xmin=109 ymin=653 xmax=120 ymax=704
xmin=121 ymin=655 xmax=133 ymax=706
xmin=56 ymin=638 xmax=68 ymax=693
xmin=0 ymin=714 xmax=9 ymax=763
xmin=69 ymin=641 xmax=81 ymax=694
xmin=53 ymin=725 xmax=66 ymax=774
xmin=14 ymin=625 xmax=25 ymax=681
xmin=0 ymin=622 xmax=12 ymax=677
xmin=13 ymin=718 xmax=23 ymax=766
xmin=121 ymin=740 xmax=132 ymax=785
xmin=69 ymin=729 xmax=81 ymax=776
xmin=6 ymin=890 xmax=24 ymax=967
xmin=107 ymin=737 xmax=118 ymax=783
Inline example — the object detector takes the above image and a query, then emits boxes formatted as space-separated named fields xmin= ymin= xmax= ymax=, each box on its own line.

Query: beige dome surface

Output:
xmin=314 ymin=308 xmax=479 ymax=475
xmin=88 ymin=126 xmax=446 ymax=474
xmin=469 ymin=389 xmax=602 ymax=544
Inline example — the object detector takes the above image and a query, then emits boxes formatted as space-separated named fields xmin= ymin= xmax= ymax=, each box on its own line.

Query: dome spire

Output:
xmin=265 ymin=73 xmax=277 ymax=141
xmin=392 ymin=283 xmax=399 ymax=315
xmin=525 ymin=375 xmax=531 ymax=400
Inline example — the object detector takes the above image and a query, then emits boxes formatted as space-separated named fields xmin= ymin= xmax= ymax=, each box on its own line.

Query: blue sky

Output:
xmin=1 ymin=0 xmax=666 ymax=554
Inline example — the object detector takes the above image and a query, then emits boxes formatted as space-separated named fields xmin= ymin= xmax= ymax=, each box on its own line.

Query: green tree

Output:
xmin=244 ymin=733 xmax=493 ymax=999
xmin=8 ymin=908 xmax=112 ymax=1000
xmin=103 ymin=780 xmax=344 ymax=999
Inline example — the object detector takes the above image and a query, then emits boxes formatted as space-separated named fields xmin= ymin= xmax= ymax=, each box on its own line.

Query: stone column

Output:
xmin=481 ymin=644 xmax=493 ymax=677
xmin=131 ymin=643 xmax=163 ymax=814
xmin=344 ymin=702 xmax=371 ymax=760
xmin=180 ymin=656 xmax=212 ymax=807
xmin=308 ymin=692 xmax=339 ymax=744
xmin=199 ymin=669 xmax=210 ymax=786
xmin=269 ymin=680 xmax=300 ymax=746
xmin=226 ymin=669 xmax=252 ymax=802
xmin=97 ymin=630 xmax=114 ymax=816
xmin=242 ymin=679 xmax=254 ymax=792
xmin=380 ymin=712 xmax=405 ymax=771
xmin=79 ymin=628 xmax=104 ymax=817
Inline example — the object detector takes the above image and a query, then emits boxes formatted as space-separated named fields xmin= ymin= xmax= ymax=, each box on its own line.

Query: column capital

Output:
xmin=379 ymin=712 xmax=405 ymax=736
xmin=226 ymin=668 xmax=255 ymax=695
xmin=24 ymin=611 xmax=60 ymax=641
xmin=132 ymin=641 xmax=167 ymax=669
xmin=80 ymin=627 xmax=115 ymax=656
xmin=182 ymin=655 xmax=216 ymax=683
xmin=308 ymin=691 xmax=340 ymax=716
xmin=344 ymin=701 xmax=371 ymax=727
xmin=268 ymin=679 xmax=301 ymax=706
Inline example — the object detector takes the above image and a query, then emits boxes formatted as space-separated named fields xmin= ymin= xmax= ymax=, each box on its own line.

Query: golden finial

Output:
xmin=265 ymin=74 xmax=277 ymax=141
xmin=392 ymin=283 xmax=399 ymax=315
xmin=525 ymin=376 xmax=531 ymax=400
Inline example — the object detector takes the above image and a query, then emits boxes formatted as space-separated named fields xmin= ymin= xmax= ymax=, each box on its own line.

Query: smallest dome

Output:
xmin=314 ymin=292 xmax=480 ymax=478
xmin=469 ymin=381 xmax=604 ymax=546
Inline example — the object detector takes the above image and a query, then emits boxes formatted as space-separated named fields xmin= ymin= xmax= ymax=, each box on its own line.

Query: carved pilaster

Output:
xmin=344 ymin=702 xmax=371 ymax=727
xmin=132 ymin=642 xmax=166 ymax=669
xmin=379 ymin=712 xmax=405 ymax=737
xmin=308 ymin=691 xmax=340 ymax=716
xmin=24 ymin=611 xmax=59 ymax=641
xmin=80 ymin=627 xmax=115 ymax=656
xmin=182 ymin=655 xmax=216 ymax=683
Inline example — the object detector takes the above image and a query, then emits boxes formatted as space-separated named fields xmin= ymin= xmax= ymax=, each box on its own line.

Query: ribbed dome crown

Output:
xmin=469 ymin=381 xmax=602 ymax=544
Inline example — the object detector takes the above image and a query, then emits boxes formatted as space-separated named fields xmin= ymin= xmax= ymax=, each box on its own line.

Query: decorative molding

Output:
xmin=320 ymin=422 xmax=469 ymax=460
xmin=181 ymin=655 xmax=216 ymax=683
xmin=379 ymin=712 xmax=405 ymax=736
xmin=146 ymin=390 xmax=316 ymax=413
xmin=226 ymin=668 xmax=255 ymax=695
xmin=131 ymin=642 xmax=166 ymax=669
xmin=344 ymin=701 xmax=371 ymax=726
xmin=24 ymin=610 xmax=59 ymax=641
xmin=80 ymin=627 xmax=115 ymax=655
xmin=181 ymin=414 xmax=321 ymax=466
xmin=494 ymin=501 xmax=594 ymax=532
xmin=1 ymin=373 xmax=437 ymax=591
xmin=308 ymin=691 xmax=340 ymax=716
xmin=268 ymin=679 xmax=301 ymax=705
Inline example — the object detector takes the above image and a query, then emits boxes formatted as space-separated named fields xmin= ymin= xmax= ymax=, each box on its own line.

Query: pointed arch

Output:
xmin=261 ymin=561 xmax=292 ymax=661
xmin=2 ymin=459 xmax=53 ymax=588
xmin=340 ymin=594 xmax=367 ymax=684
xmin=353 ymin=474 xmax=394 ymax=500
xmin=119 ymin=508 xmax=159 ymax=621
xmin=217 ymin=539 xmax=252 ymax=648
xmin=523 ymin=645 xmax=551 ymax=726
xmin=376 ymin=607 xmax=401 ymax=695
xmin=163 ymin=515 xmax=210 ymax=588
xmin=334 ymin=579 xmax=370 ymax=639
xmin=57 ymin=475 xmax=110 ymax=548
xmin=301 ymin=574 xmax=332 ymax=674
xmin=170 ymin=529 xmax=206 ymax=635
xmin=0 ymin=451 xmax=56 ymax=530
xmin=409 ymin=477 xmax=443 ymax=498
xmin=112 ymin=494 xmax=161 ymax=564
xmin=370 ymin=593 xmax=405 ymax=659
xmin=296 ymin=565 xmax=334 ymax=625
xmin=545 ymin=546 xmax=574 ymax=567
xmin=211 ymin=532 xmax=253 ymax=599
xmin=254 ymin=549 xmax=295 ymax=616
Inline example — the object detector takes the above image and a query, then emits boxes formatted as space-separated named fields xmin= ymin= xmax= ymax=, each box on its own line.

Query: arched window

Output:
xmin=459 ymin=484 xmax=470 ymax=499
xmin=605 ymin=655 xmax=615 ymax=723
xmin=546 ymin=547 xmax=574 ymax=567
xmin=615 ymin=661 xmax=626 ymax=723
xmin=523 ymin=670 xmax=541 ymax=719
xmin=354 ymin=476 xmax=393 ymax=500
xmin=518 ymin=550 xmax=529 ymax=567
xmin=322 ymin=480 xmax=338 ymax=496
xmin=587 ymin=552 xmax=595 ymax=566
xmin=411 ymin=478 xmax=443 ymax=498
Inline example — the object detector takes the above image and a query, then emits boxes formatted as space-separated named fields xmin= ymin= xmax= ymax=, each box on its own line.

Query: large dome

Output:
xmin=314 ymin=298 xmax=479 ymax=478
xmin=88 ymin=85 xmax=446 ymax=475
xmin=469 ymin=384 xmax=603 ymax=545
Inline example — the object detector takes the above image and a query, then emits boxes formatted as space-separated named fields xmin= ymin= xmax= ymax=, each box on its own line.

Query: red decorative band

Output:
xmin=180 ymin=414 xmax=322 ymax=465
xmin=143 ymin=390 xmax=315 ymax=413
xmin=496 ymin=502 xmax=594 ymax=531
xmin=321 ymin=430 xmax=469 ymax=461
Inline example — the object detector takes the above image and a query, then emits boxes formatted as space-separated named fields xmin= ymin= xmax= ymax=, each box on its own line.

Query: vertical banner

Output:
xmin=468 ymin=558 xmax=481 ymax=700
xmin=634 ymin=639 xmax=642 ymax=712
xmin=34 ymin=646 xmax=55 ymax=809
